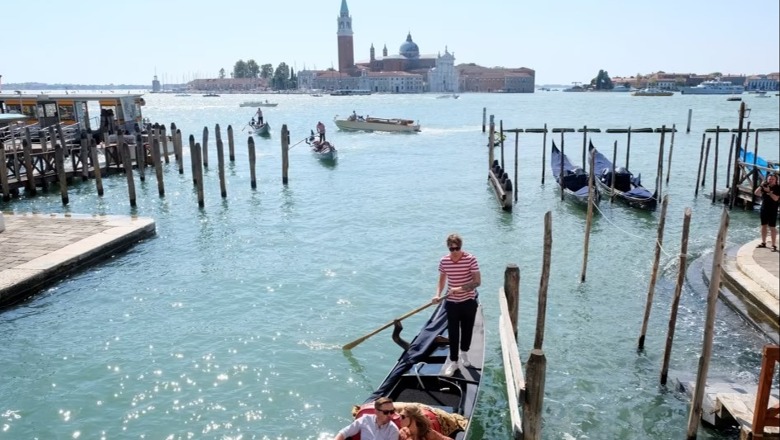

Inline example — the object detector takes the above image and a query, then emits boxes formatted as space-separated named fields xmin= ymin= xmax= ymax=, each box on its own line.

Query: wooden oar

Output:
xmin=342 ymin=299 xmax=441 ymax=350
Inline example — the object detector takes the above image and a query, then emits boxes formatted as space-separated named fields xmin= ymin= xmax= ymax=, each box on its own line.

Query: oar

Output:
xmin=342 ymin=298 xmax=441 ymax=350
xmin=288 ymin=136 xmax=312 ymax=150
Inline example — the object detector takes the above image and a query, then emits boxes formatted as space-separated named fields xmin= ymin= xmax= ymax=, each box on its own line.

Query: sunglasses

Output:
xmin=448 ymin=246 xmax=461 ymax=252
xmin=378 ymin=409 xmax=396 ymax=415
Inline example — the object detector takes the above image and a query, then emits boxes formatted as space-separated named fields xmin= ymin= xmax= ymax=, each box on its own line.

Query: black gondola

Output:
xmin=551 ymin=141 xmax=600 ymax=207
xmin=589 ymin=141 xmax=658 ymax=211
xmin=354 ymin=302 xmax=484 ymax=440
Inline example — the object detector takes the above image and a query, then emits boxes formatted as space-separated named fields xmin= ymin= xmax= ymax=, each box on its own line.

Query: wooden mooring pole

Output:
xmin=217 ymin=136 xmax=227 ymax=198
xmin=202 ymin=126 xmax=209 ymax=168
xmin=694 ymin=134 xmax=706 ymax=197
xmin=701 ymin=137 xmax=710 ymax=188
xmin=482 ymin=107 xmax=486 ymax=133
xmin=637 ymin=194 xmax=669 ymax=351
xmin=0 ymin=148 xmax=9 ymax=201
xmin=686 ymin=109 xmax=693 ymax=134
xmin=194 ymin=143 xmax=205 ymax=207
xmin=281 ymin=125 xmax=290 ymax=184
xmin=120 ymin=139 xmax=136 ymax=207
xmin=90 ymin=138 xmax=104 ymax=196
xmin=134 ymin=133 xmax=145 ymax=182
xmin=504 ymin=264 xmax=520 ymax=336
xmin=686 ymin=208 xmax=729 ymax=439
xmin=711 ymin=131 xmax=720 ymax=204
xmin=580 ymin=150 xmax=596 ymax=282
xmin=665 ymin=124 xmax=676 ymax=186
xmin=728 ymin=102 xmax=747 ymax=209
xmin=228 ymin=125 xmax=235 ymax=162
xmin=152 ymin=134 xmax=165 ymax=197
xmin=189 ymin=135 xmax=198 ymax=185
xmin=523 ymin=211 xmax=551 ymax=440
xmin=660 ymin=207 xmax=692 ymax=385
xmin=540 ymin=124 xmax=548 ymax=184
xmin=248 ymin=136 xmax=257 ymax=189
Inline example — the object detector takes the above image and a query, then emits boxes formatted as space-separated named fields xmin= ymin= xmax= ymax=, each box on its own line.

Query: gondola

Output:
xmin=589 ymin=141 xmax=658 ymax=211
xmin=551 ymin=141 xmax=600 ymax=207
xmin=351 ymin=301 xmax=484 ymax=440
xmin=249 ymin=122 xmax=270 ymax=136
xmin=306 ymin=135 xmax=338 ymax=161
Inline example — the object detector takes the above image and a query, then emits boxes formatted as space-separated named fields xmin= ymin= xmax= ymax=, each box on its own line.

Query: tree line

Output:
xmin=220 ymin=60 xmax=298 ymax=90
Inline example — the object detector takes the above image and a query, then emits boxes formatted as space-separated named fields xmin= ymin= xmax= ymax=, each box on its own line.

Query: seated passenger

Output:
xmin=398 ymin=404 xmax=452 ymax=440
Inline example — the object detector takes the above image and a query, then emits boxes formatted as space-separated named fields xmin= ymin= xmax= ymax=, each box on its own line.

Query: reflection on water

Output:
xmin=0 ymin=92 xmax=777 ymax=439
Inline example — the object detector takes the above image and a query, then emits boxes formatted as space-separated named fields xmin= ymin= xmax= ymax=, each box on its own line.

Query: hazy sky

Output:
xmin=2 ymin=0 xmax=778 ymax=86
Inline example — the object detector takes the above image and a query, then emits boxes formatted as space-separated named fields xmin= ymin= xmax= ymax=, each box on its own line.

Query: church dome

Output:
xmin=399 ymin=33 xmax=419 ymax=59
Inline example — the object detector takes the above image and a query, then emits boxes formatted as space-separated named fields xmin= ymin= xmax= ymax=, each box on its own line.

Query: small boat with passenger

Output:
xmin=334 ymin=114 xmax=420 ymax=133
xmin=345 ymin=300 xmax=484 ymax=440
xmin=249 ymin=122 xmax=270 ymax=136
xmin=306 ymin=133 xmax=337 ymax=161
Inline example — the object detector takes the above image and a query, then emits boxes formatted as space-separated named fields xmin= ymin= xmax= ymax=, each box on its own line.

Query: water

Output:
xmin=1 ymin=92 xmax=778 ymax=440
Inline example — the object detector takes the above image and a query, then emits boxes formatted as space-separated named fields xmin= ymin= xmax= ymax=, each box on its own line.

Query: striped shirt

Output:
xmin=439 ymin=252 xmax=480 ymax=303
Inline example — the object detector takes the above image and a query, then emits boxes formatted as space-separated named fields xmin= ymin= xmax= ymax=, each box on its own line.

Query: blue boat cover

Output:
xmin=740 ymin=147 xmax=779 ymax=179
xmin=368 ymin=303 xmax=449 ymax=402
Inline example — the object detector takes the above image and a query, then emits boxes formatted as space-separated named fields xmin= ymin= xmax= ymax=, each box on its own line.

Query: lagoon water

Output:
xmin=1 ymin=91 xmax=779 ymax=439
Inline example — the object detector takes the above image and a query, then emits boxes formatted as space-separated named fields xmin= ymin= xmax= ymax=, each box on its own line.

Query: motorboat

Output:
xmin=334 ymin=115 xmax=420 ymax=133
xmin=632 ymin=88 xmax=673 ymax=96
xmin=239 ymin=101 xmax=278 ymax=107
xmin=680 ymin=79 xmax=744 ymax=95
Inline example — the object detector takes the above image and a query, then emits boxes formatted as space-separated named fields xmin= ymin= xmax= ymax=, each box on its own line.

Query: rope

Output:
xmin=592 ymin=201 xmax=674 ymax=258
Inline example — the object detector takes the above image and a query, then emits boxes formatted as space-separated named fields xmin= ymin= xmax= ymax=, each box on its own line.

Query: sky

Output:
xmin=2 ymin=0 xmax=778 ymax=86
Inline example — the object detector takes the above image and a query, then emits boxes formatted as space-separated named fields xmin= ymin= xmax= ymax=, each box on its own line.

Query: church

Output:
xmin=297 ymin=0 xmax=458 ymax=93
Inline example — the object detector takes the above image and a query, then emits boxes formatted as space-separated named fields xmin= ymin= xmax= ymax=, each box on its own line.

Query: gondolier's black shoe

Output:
xmin=757 ymin=242 xmax=767 ymax=248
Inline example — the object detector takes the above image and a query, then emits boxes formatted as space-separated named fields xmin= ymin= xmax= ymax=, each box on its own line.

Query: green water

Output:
xmin=1 ymin=92 xmax=778 ymax=439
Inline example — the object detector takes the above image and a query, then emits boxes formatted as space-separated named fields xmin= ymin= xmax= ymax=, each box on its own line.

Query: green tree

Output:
xmin=273 ymin=62 xmax=290 ymax=90
xmin=260 ymin=64 xmax=273 ymax=79
xmin=246 ymin=60 xmax=260 ymax=78
xmin=591 ymin=69 xmax=614 ymax=90
xmin=233 ymin=60 xmax=248 ymax=78
xmin=219 ymin=68 xmax=226 ymax=79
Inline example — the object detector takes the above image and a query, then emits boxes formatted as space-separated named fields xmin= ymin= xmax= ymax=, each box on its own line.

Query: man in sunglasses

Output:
xmin=433 ymin=233 xmax=481 ymax=377
xmin=333 ymin=396 xmax=400 ymax=440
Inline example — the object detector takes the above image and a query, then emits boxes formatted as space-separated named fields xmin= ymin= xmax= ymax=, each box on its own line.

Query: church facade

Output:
xmin=297 ymin=0 xmax=534 ymax=93
xmin=298 ymin=0 xmax=458 ymax=93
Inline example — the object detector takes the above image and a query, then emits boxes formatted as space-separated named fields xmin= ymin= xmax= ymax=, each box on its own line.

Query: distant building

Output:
xmin=746 ymin=74 xmax=779 ymax=91
xmin=189 ymin=77 xmax=268 ymax=92
xmin=300 ymin=0 xmax=534 ymax=93
xmin=457 ymin=64 xmax=535 ymax=93
xmin=151 ymin=75 xmax=161 ymax=93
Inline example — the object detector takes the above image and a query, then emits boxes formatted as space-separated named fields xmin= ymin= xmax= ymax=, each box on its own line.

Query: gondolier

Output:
xmin=317 ymin=121 xmax=326 ymax=142
xmin=255 ymin=108 xmax=264 ymax=125
xmin=433 ymin=233 xmax=480 ymax=377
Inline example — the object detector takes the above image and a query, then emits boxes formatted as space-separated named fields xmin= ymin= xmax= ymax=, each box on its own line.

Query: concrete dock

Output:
xmin=0 ymin=212 xmax=155 ymax=308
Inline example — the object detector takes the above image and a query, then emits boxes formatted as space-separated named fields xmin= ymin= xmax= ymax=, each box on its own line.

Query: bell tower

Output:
xmin=337 ymin=0 xmax=354 ymax=72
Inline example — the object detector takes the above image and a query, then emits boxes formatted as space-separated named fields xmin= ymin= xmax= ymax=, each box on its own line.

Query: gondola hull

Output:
xmin=363 ymin=302 xmax=484 ymax=440
xmin=551 ymin=142 xmax=601 ymax=208
xmin=588 ymin=141 xmax=657 ymax=211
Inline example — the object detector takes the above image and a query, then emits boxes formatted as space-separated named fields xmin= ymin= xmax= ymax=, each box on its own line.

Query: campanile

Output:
xmin=337 ymin=0 xmax=354 ymax=72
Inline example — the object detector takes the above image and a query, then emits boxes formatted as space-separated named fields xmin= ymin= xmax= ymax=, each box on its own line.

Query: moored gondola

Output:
xmin=589 ymin=141 xmax=657 ymax=211
xmin=551 ymin=141 xmax=600 ymax=207
xmin=349 ymin=302 xmax=484 ymax=440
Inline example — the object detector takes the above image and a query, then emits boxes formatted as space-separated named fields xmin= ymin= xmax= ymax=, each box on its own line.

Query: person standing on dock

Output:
xmin=317 ymin=121 xmax=326 ymax=142
xmin=433 ymin=233 xmax=480 ymax=377
xmin=754 ymin=173 xmax=780 ymax=252
xmin=333 ymin=397 xmax=400 ymax=440
xmin=255 ymin=108 xmax=264 ymax=125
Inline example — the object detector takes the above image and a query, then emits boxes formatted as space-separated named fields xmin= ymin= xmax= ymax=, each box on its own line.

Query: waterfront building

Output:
xmin=189 ymin=77 xmax=268 ymax=92
xmin=151 ymin=75 xmax=161 ymax=93
xmin=458 ymin=64 xmax=535 ymax=93
xmin=746 ymin=74 xmax=779 ymax=91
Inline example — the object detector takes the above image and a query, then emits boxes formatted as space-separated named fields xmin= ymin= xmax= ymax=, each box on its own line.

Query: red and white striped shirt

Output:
xmin=439 ymin=252 xmax=480 ymax=303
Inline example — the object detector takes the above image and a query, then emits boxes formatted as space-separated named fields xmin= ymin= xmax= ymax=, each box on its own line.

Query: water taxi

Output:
xmin=334 ymin=114 xmax=420 ymax=133
xmin=0 ymin=92 xmax=145 ymax=132
xmin=632 ymin=88 xmax=673 ymax=97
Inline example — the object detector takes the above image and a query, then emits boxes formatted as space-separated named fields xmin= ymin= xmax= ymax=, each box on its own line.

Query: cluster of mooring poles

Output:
xmin=482 ymin=104 xmax=780 ymax=439
xmin=1 ymin=122 xmax=310 ymax=208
